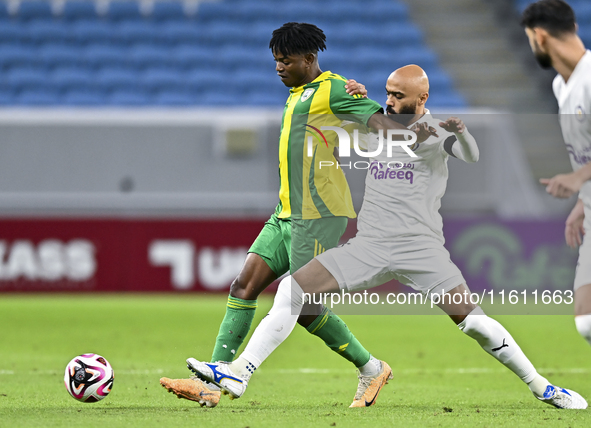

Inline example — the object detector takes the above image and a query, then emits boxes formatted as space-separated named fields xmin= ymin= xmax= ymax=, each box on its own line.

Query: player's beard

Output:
xmin=533 ymin=40 xmax=553 ymax=69
xmin=387 ymin=104 xmax=416 ymax=126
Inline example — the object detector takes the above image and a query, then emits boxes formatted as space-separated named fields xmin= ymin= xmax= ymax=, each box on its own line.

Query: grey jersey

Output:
xmin=357 ymin=111 xmax=457 ymax=242
xmin=553 ymin=50 xmax=591 ymax=207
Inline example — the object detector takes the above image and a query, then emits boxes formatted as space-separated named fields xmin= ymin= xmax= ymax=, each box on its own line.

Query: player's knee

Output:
xmin=229 ymin=276 xmax=258 ymax=300
xmin=575 ymin=315 xmax=591 ymax=341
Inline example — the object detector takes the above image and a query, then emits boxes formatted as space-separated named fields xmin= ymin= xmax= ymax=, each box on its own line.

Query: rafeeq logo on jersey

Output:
xmin=304 ymin=124 xmax=418 ymax=170
xmin=369 ymin=160 xmax=414 ymax=184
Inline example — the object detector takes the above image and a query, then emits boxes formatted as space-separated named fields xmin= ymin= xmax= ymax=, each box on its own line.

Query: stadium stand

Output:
xmin=0 ymin=0 xmax=466 ymax=107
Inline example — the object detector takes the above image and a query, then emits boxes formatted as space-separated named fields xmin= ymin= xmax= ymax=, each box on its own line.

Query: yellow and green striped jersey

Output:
xmin=276 ymin=71 xmax=383 ymax=220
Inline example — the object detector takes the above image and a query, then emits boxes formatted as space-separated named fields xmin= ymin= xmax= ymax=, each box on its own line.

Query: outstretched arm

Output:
xmin=540 ymin=162 xmax=591 ymax=199
xmin=439 ymin=117 xmax=479 ymax=163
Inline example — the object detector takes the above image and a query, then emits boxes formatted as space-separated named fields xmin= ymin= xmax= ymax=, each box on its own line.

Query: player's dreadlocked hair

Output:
xmin=269 ymin=22 xmax=326 ymax=57
xmin=521 ymin=0 xmax=576 ymax=37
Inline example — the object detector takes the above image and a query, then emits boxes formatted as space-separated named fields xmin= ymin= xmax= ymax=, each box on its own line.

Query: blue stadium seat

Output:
xmin=82 ymin=44 xmax=131 ymax=68
xmin=70 ymin=20 xmax=118 ymax=45
xmin=157 ymin=21 xmax=203 ymax=44
xmin=154 ymin=90 xmax=196 ymax=105
xmin=232 ymin=69 xmax=273 ymax=91
xmin=108 ymin=90 xmax=152 ymax=105
xmin=6 ymin=68 xmax=48 ymax=90
xmin=63 ymin=90 xmax=107 ymax=105
xmin=25 ymin=20 xmax=70 ymax=44
xmin=95 ymin=67 xmax=141 ymax=91
xmin=185 ymin=70 xmax=228 ymax=93
xmin=107 ymin=1 xmax=142 ymax=20
xmin=62 ymin=0 xmax=99 ymax=20
xmin=129 ymin=44 xmax=172 ymax=68
xmin=0 ymin=1 xmax=10 ymax=19
xmin=198 ymin=90 xmax=244 ymax=106
xmin=214 ymin=45 xmax=269 ymax=71
xmin=152 ymin=2 xmax=186 ymax=21
xmin=38 ymin=43 xmax=83 ymax=68
xmin=50 ymin=67 xmax=96 ymax=91
xmin=17 ymin=1 xmax=53 ymax=21
xmin=140 ymin=68 xmax=185 ymax=91
xmin=246 ymin=90 xmax=286 ymax=106
xmin=0 ymin=45 xmax=39 ymax=69
xmin=427 ymin=91 xmax=467 ymax=108
xmin=0 ymin=21 xmax=27 ymax=44
xmin=171 ymin=44 xmax=216 ymax=69
xmin=200 ymin=21 xmax=245 ymax=46
xmin=0 ymin=89 xmax=15 ymax=105
xmin=117 ymin=20 xmax=160 ymax=45
xmin=16 ymin=89 xmax=60 ymax=105
xmin=196 ymin=2 xmax=238 ymax=21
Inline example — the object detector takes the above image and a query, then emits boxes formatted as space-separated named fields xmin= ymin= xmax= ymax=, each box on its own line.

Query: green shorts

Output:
xmin=248 ymin=213 xmax=348 ymax=276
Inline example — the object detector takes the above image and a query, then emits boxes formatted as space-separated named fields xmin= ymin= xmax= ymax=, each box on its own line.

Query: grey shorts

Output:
xmin=316 ymin=234 xmax=466 ymax=297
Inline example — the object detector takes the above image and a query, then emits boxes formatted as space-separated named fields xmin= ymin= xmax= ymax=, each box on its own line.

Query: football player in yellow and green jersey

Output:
xmin=162 ymin=22 xmax=415 ymax=408
xmin=277 ymin=70 xmax=382 ymax=220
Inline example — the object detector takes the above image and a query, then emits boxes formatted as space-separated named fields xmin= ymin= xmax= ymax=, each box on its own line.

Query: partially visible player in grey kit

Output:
xmin=522 ymin=0 xmax=591 ymax=345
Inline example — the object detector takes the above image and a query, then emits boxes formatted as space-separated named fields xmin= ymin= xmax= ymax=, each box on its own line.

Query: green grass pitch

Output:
xmin=1 ymin=294 xmax=590 ymax=427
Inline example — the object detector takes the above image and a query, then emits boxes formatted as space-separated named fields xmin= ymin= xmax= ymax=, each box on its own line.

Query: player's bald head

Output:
xmin=387 ymin=65 xmax=429 ymax=96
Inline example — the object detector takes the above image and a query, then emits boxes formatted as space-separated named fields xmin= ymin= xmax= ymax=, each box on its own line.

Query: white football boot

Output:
xmin=535 ymin=385 xmax=588 ymax=409
xmin=187 ymin=358 xmax=247 ymax=399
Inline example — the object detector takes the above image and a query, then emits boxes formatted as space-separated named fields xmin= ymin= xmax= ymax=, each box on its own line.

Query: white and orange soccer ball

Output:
xmin=64 ymin=353 xmax=114 ymax=403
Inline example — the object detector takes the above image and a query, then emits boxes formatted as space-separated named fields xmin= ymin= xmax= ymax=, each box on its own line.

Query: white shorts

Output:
xmin=574 ymin=207 xmax=591 ymax=290
xmin=316 ymin=234 xmax=466 ymax=297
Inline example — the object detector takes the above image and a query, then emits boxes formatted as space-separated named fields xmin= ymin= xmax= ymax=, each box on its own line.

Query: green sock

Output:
xmin=210 ymin=296 xmax=257 ymax=363
xmin=306 ymin=307 xmax=371 ymax=368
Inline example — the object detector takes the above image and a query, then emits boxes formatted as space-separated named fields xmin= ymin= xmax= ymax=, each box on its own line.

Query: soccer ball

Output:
xmin=64 ymin=353 xmax=114 ymax=403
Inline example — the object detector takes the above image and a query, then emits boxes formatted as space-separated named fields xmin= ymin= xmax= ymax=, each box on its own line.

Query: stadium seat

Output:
xmin=16 ymin=89 xmax=60 ymax=105
xmin=200 ymin=21 xmax=245 ymax=46
xmin=157 ymin=21 xmax=203 ymax=45
xmin=140 ymin=68 xmax=185 ymax=91
xmin=6 ymin=68 xmax=48 ymax=91
xmin=117 ymin=20 xmax=160 ymax=45
xmin=69 ymin=20 xmax=115 ymax=45
xmin=171 ymin=44 xmax=217 ymax=69
xmin=17 ymin=1 xmax=54 ymax=21
xmin=107 ymin=1 xmax=143 ymax=21
xmin=198 ymin=90 xmax=245 ymax=105
xmin=25 ymin=20 xmax=70 ymax=44
xmin=154 ymin=90 xmax=196 ymax=105
xmin=62 ymin=89 xmax=107 ymax=105
xmin=0 ymin=21 xmax=27 ymax=44
xmin=152 ymin=2 xmax=186 ymax=21
xmin=129 ymin=44 xmax=173 ymax=68
xmin=246 ymin=90 xmax=286 ymax=106
xmin=62 ymin=0 xmax=99 ymax=20
xmin=185 ymin=70 xmax=228 ymax=94
xmin=95 ymin=67 xmax=141 ymax=91
xmin=50 ymin=67 xmax=96 ymax=91
xmin=108 ymin=89 xmax=152 ymax=105
xmin=38 ymin=43 xmax=83 ymax=68
xmin=0 ymin=1 xmax=9 ymax=19
xmin=0 ymin=45 xmax=39 ymax=69
xmin=82 ymin=44 xmax=131 ymax=68
xmin=196 ymin=2 xmax=238 ymax=21
xmin=0 ymin=89 xmax=14 ymax=105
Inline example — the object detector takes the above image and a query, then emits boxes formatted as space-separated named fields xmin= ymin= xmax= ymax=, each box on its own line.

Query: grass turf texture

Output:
xmin=0 ymin=295 xmax=589 ymax=427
